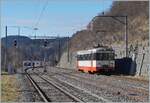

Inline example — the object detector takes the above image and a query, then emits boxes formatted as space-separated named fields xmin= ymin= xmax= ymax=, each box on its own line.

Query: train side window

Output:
xmin=100 ymin=53 xmax=103 ymax=60
xmin=81 ymin=55 xmax=83 ymax=60
xmin=28 ymin=63 xmax=31 ymax=66
xmin=102 ymin=53 xmax=106 ymax=60
xmin=88 ymin=54 xmax=92 ymax=60
xmin=87 ymin=54 xmax=89 ymax=60
xmin=82 ymin=54 xmax=85 ymax=60
xmin=82 ymin=55 xmax=85 ymax=60
xmin=80 ymin=55 xmax=82 ymax=60
xmin=109 ymin=53 xmax=115 ymax=60
xmin=85 ymin=54 xmax=88 ymax=60
xmin=78 ymin=54 xmax=92 ymax=60
xmin=84 ymin=54 xmax=88 ymax=60
xmin=96 ymin=53 xmax=102 ymax=60
xmin=78 ymin=55 xmax=83 ymax=60
xmin=103 ymin=53 xmax=109 ymax=60
xmin=77 ymin=55 xmax=79 ymax=60
xmin=78 ymin=55 xmax=81 ymax=60
xmin=92 ymin=53 xmax=96 ymax=60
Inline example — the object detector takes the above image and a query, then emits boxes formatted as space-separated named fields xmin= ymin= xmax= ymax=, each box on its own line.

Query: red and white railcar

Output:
xmin=77 ymin=47 xmax=115 ymax=73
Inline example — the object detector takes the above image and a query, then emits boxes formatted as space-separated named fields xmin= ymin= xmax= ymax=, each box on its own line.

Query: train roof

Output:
xmin=77 ymin=47 xmax=114 ymax=55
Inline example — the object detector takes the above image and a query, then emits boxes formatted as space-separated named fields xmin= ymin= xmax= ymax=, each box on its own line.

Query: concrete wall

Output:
xmin=112 ymin=41 xmax=149 ymax=76
xmin=135 ymin=46 xmax=149 ymax=76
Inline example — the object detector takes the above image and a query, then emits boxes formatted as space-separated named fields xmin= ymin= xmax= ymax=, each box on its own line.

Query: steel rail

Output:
xmin=50 ymin=75 xmax=110 ymax=102
xmin=25 ymin=73 xmax=50 ymax=102
xmin=55 ymin=67 xmax=149 ymax=91
xmin=35 ymin=73 xmax=84 ymax=102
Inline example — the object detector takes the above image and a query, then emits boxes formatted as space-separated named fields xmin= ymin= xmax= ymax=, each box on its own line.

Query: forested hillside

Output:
xmin=1 ymin=36 xmax=68 ymax=70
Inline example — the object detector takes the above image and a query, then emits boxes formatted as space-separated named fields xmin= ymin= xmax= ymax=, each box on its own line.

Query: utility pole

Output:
xmin=59 ymin=37 xmax=61 ymax=61
xmin=5 ymin=26 xmax=8 ymax=72
xmin=43 ymin=40 xmax=47 ymax=72
xmin=58 ymin=36 xmax=61 ymax=63
xmin=17 ymin=27 xmax=20 ymax=46
xmin=17 ymin=27 xmax=20 ymax=68
xmin=125 ymin=16 xmax=128 ymax=57
xmin=34 ymin=28 xmax=38 ymax=40
xmin=33 ymin=28 xmax=38 ymax=61
xmin=67 ymin=36 xmax=70 ymax=62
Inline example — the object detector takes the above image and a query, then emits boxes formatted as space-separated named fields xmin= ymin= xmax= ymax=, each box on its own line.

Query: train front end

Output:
xmin=95 ymin=49 xmax=115 ymax=72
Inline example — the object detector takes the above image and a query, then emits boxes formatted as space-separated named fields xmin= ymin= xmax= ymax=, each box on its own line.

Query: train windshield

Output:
xmin=108 ymin=53 xmax=115 ymax=60
xmin=96 ymin=53 xmax=114 ymax=60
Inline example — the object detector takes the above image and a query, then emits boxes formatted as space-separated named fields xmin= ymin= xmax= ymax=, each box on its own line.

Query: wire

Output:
xmin=34 ymin=0 xmax=49 ymax=27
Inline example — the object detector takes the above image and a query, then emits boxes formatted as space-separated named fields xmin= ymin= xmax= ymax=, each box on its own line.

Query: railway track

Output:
xmin=28 ymin=69 xmax=110 ymax=102
xmin=53 ymin=72 xmax=148 ymax=102
xmin=41 ymin=74 xmax=110 ymax=102
xmin=54 ymin=67 xmax=148 ymax=90
xmin=25 ymin=67 xmax=149 ymax=102
xmin=63 ymin=71 xmax=148 ymax=91
xmin=25 ymin=72 xmax=50 ymax=102
xmin=25 ymin=72 xmax=51 ymax=102
xmin=25 ymin=70 xmax=84 ymax=102
xmin=42 ymin=67 xmax=148 ymax=102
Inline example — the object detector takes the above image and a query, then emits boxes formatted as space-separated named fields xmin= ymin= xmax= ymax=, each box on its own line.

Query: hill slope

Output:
xmin=1 ymin=35 xmax=68 ymax=70
xmin=70 ymin=1 xmax=149 ymax=52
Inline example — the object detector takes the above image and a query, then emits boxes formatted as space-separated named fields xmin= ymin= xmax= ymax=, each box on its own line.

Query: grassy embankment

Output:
xmin=1 ymin=72 xmax=20 ymax=102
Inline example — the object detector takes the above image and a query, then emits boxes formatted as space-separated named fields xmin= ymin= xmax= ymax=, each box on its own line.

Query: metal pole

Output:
xmin=43 ymin=48 xmax=45 ymax=71
xmin=44 ymin=48 xmax=46 ymax=72
xmin=139 ymin=52 xmax=145 ymax=76
xmin=17 ymin=27 xmax=20 ymax=46
xmin=34 ymin=29 xmax=37 ymax=40
xmin=5 ymin=26 xmax=8 ymax=72
xmin=67 ymin=37 xmax=69 ymax=62
xmin=33 ymin=28 xmax=38 ymax=61
xmin=17 ymin=27 xmax=20 ymax=68
xmin=125 ymin=16 xmax=128 ymax=57
xmin=44 ymin=39 xmax=47 ymax=72
xmin=15 ymin=43 xmax=17 ymax=73
xmin=58 ymin=36 xmax=60 ymax=62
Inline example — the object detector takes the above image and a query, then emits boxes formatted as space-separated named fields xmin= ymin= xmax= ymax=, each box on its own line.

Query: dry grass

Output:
xmin=1 ymin=74 xmax=20 ymax=102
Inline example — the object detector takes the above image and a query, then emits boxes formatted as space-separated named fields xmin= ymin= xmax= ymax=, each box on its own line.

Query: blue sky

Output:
xmin=1 ymin=0 xmax=113 ymax=38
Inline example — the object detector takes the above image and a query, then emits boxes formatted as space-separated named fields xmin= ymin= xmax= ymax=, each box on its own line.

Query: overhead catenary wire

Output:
xmin=34 ymin=0 xmax=49 ymax=27
xmin=32 ymin=0 xmax=49 ymax=60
